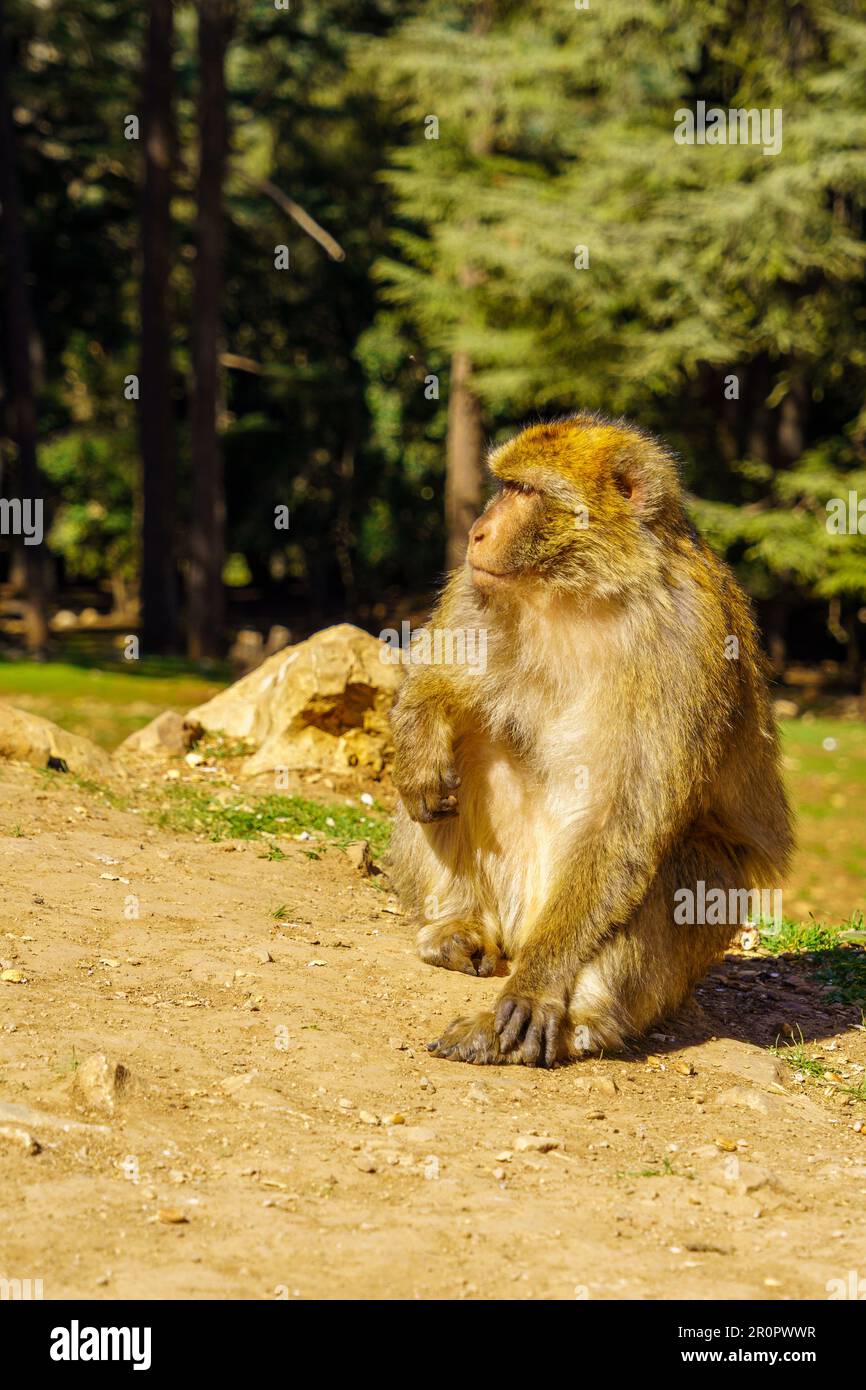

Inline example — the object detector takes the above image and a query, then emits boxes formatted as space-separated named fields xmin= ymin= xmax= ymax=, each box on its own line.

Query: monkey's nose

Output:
xmin=469 ymin=522 xmax=485 ymax=544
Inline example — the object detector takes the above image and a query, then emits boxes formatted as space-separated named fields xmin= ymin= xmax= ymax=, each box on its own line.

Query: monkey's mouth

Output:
xmin=469 ymin=564 xmax=514 ymax=588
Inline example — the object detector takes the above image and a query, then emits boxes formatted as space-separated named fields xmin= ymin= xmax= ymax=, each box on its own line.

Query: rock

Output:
xmin=221 ymin=1071 xmax=260 ymax=1095
xmin=229 ymin=628 xmax=264 ymax=672
xmin=355 ymin=1154 xmax=377 ymax=1173
xmin=265 ymin=625 xmax=291 ymax=656
xmin=359 ymin=1110 xmax=380 ymax=1125
xmin=0 ymin=702 xmax=116 ymax=781
xmin=345 ymin=840 xmax=373 ymax=876
xmin=514 ymin=1134 xmax=560 ymax=1153
xmin=74 ymin=1053 xmax=131 ymax=1114
xmin=0 ymin=1100 xmax=109 ymax=1135
xmin=114 ymin=710 xmax=188 ymax=758
xmin=184 ymin=623 xmax=403 ymax=777
xmin=571 ymin=1074 xmax=619 ymax=1098
xmin=729 ymin=1162 xmax=783 ymax=1197
xmin=680 ymin=1040 xmax=788 ymax=1092
xmin=714 ymin=1086 xmax=782 ymax=1117
xmin=773 ymin=699 xmax=800 ymax=719
xmin=157 ymin=1208 xmax=188 ymax=1225
xmin=0 ymin=1125 xmax=40 ymax=1155
xmin=398 ymin=1125 xmax=437 ymax=1145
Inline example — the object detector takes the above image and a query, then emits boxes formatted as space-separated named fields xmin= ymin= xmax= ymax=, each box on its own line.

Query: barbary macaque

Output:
xmin=389 ymin=414 xmax=793 ymax=1066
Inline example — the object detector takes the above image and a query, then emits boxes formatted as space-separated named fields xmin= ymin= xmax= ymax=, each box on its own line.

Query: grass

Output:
xmin=617 ymin=1158 xmax=684 ymax=1179
xmin=0 ymin=647 xmax=226 ymax=748
xmin=780 ymin=717 xmax=866 ymax=902
xmin=759 ymin=914 xmax=866 ymax=1007
xmin=152 ymin=784 xmax=391 ymax=860
xmin=770 ymin=1028 xmax=866 ymax=1104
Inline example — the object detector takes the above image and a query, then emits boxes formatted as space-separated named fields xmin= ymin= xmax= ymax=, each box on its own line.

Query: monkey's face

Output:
xmin=467 ymin=416 xmax=685 ymax=603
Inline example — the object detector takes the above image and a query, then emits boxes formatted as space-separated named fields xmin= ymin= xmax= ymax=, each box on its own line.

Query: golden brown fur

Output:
xmin=389 ymin=414 xmax=794 ymax=1065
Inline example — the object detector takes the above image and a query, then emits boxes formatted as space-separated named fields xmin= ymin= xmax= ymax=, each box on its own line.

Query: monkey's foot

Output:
xmin=492 ymin=990 xmax=571 ymax=1068
xmin=427 ymin=1010 xmax=519 ymax=1064
xmin=417 ymin=922 xmax=501 ymax=977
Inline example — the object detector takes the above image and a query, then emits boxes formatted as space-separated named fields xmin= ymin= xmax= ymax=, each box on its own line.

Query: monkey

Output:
xmin=388 ymin=413 xmax=793 ymax=1066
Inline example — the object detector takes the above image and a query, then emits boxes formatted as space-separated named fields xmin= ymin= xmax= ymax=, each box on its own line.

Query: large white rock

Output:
xmin=184 ymin=623 xmax=402 ymax=776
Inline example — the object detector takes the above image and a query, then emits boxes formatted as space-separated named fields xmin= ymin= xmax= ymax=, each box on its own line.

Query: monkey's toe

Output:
xmin=427 ymin=1011 xmax=516 ymax=1064
xmin=494 ymin=992 xmax=570 ymax=1067
xmin=417 ymin=923 xmax=501 ymax=977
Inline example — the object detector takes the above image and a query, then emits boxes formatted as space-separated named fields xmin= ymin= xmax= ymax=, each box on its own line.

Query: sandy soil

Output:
xmin=1 ymin=761 xmax=865 ymax=1302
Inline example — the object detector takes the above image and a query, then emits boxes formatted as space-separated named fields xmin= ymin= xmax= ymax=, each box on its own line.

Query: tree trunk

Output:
xmin=777 ymin=375 xmax=808 ymax=466
xmin=442 ymin=0 xmax=491 ymax=574
xmin=0 ymin=4 xmax=49 ymax=654
xmin=445 ymin=349 xmax=484 ymax=571
xmin=139 ymin=0 xmax=179 ymax=653
xmin=186 ymin=0 xmax=232 ymax=660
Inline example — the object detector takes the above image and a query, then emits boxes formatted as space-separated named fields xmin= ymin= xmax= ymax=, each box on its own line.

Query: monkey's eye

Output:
xmin=504 ymin=481 xmax=537 ymax=497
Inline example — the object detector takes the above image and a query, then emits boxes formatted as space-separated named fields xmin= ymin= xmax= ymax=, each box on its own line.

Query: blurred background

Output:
xmin=1 ymin=1 xmax=866 ymax=864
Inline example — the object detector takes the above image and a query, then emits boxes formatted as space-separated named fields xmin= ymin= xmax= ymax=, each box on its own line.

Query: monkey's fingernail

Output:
xmin=427 ymin=1041 xmax=439 ymax=1052
xmin=494 ymin=999 xmax=515 ymax=1033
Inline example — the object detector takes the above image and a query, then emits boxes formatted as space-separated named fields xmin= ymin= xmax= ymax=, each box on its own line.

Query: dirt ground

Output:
xmin=1 ymin=760 xmax=865 ymax=1302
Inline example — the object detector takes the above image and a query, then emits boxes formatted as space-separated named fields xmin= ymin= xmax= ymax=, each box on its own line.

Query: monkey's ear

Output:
xmin=612 ymin=460 xmax=652 ymax=517
xmin=610 ymin=440 xmax=679 ymax=522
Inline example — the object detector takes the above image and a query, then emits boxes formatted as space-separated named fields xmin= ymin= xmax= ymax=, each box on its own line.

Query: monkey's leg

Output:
xmin=390 ymin=782 xmax=505 ymax=978
xmin=565 ymin=838 xmax=744 ymax=1055
xmin=430 ymin=836 xmax=746 ymax=1066
xmin=567 ymin=849 xmax=738 ymax=1053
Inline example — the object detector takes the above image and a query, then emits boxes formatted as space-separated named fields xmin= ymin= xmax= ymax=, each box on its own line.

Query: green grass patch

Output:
xmin=759 ymin=914 xmax=866 ymax=1007
xmin=152 ymin=783 xmax=391 ymax=859
xmin=771 ymin=1028 xmax=866 ymax=1103
xmin=770 ymin=1033 xmax=828 ymax=1081
xmin=0 ymin=651 xmax=225 ymax=749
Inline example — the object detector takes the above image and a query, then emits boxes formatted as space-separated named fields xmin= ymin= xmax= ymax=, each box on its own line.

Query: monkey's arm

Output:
xmin=391 ymin=663 xmax=465 ymax=822
xmin=390 ymin=575 xmax=484 ymax=822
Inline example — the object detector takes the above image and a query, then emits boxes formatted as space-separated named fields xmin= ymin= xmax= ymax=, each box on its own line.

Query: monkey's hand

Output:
xmin=492 ymin=985 xmax=571 ymax=1068
xmin=417 ymin=921 xmax=501 ymax=976
xmin=394 ymin=755 xmax=460 ymax=824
